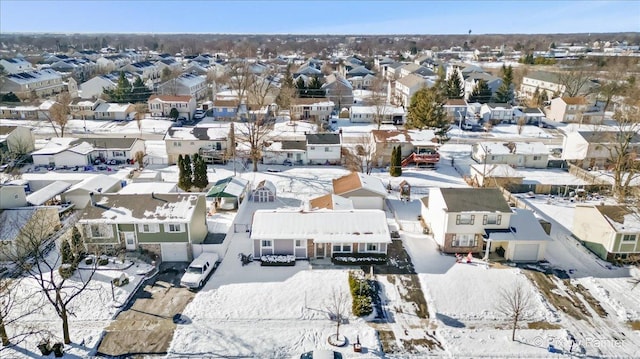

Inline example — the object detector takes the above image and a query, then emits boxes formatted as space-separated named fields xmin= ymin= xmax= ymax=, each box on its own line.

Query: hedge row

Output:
xmin=348 ymin=271 xmax=374 ymax=316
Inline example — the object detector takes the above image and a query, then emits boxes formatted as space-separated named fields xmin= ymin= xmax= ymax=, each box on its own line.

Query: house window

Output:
xmin=138 ymin=223 xmax=159 ymax=233
xmin=112 ymin=151 xmax=124 ymax=157
xmin=164 ymin=223 xmax=184 ymax=233
xmin=483 ymin=214 xmax=502 ymax=225
xmin=622 ymin=234 xmax=637 ymax=242
xmin=366 ymin=243 xmax=378 ymax=252
xmin=533 ymin=156 xmax=541 ymax=160
xmin=295 ymin=239 xmax=305 ymax=248
xmin=333 ymin=243 xmax=352 ymax=253
xmin=261 ymin=240 xmax=272 ymax=248
xmin=325 ymin=147 xmax=331 ymax=152
xmin=89 ymin=224 xmax=112 ymax=238
xmin=309 ymin=146 xmax=315 ymax=150
xmin=456 ymin=214 xmax=475 ymax=225
xmin=174 ymin=142 xmax=181 ymax=147
xmin=452 ymin=234 xmax=477 ymax=247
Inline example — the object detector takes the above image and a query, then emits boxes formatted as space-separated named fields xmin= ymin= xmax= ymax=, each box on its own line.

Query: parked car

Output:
xmin=300 ymin=350 xmax=343 ymax=359
xmin=193 ymin=110 xmax=206 ymax=120
xmin=180 ymin=252 xmax=219 ymax=289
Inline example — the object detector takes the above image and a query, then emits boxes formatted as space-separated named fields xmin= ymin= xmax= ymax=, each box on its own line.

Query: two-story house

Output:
xmin=546 ymin=97 xmax=604 ymax=123
xmin=262 ymin=140 xmax=308 ymax=165
xmin=148 ymin=95 xmax=197 ymax=120
xmin=443 ymin=99 xmax=468 ymax=123
xmin=424 ymin=188 xmax=549 ymax=261
xmin=480 ymin=103 xmax=514 ymax=123
xmin=0 ymin=125 xmax=35 ymax=159
xmin=519 ymin=71 xmax=564 ymax=101
xmin=349 ymin=105 xmax=405 ymax=125
xmin=211 ymin=99 xmax=239 ymax=120
xmin=120 ymin=61 xmax=160 ymax=82
xmin=394 ymin=73 xmax=429 ymax=108
xmin=157 ymin=73 xmax=207 ymax=100
xmin=0 ymin=58 xmax=34 ymax=74
xmin=78 ymin=193 xmax=208 ymax=262
xmin=1 ymin=69 xmax=64 ymax=99
xmin=163 ymin=124 xmax=231 ymax=165
xmin=290 ymin=98 xmax=334 ymax=122
xmin=562 ymin=131 xmax=640 ymax=169
xmin=306 ymin=133 xmax=341 ymax=165
xmin=573 ymin=205 xmax=640 ymax=263
xmin=322 ymin=74 xmax=354 ymax=110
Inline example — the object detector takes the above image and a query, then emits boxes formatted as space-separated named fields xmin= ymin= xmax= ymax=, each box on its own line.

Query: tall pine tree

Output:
xmin=389 ymin=146 xmax=397 ymax=176
xmin=469 ymin=80 xmax=493 ymax=104
xmin=492 ymin=65 xmax=514 ymax=103
xmin=177 ymin=154 xmax=191 ymax=191
xmin=395 ymin=146 xmax=403 ymax=177
xmin=192 ymin=154 xmax=209 ymax=191
xmin=445 ymin=74 xmax=463 ymax=99
xmin=406 ymin=86 xmax=449 ymax=143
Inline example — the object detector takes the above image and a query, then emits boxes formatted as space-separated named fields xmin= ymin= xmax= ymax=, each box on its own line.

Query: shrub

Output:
xmin=58 ymin=264 xmax=74 ymax=279
xmin=348 ymin=271 xmax=374 ymax=317
xmin=352 ymin=295 xmax=373 ymax=316
xmin=84 ymin=257 xmax=94 ymax=265
xmin=98 ymin=256 xmax=109 ymax=266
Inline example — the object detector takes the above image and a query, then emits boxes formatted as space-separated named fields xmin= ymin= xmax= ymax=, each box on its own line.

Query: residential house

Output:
xmin=471 ymin=141 xmax=549 ymax=168
xmin=96 ymin=55 xmax=132 ymax=72
xmin=250 ymin=209 xmax=391 ymax=260
xmin=463 ymin=72 xmax=502 ymax=102
xmin=148 ymin=95 xmax=197 ymax=119
xmin=0 ymin=58 xmax=34 ymax=74
xmin=424 ymin=188 xmax=549 ymax=261
xmin=290 ymin=98 xmax=334 ymax=122
xmin=332 ymin=172 xmax=387 ymax=210
xmin=157 ymin=73 xmax=207 ymax=100
xmin=443 ymin=99 xmax=468 ymax=122
xmin=519 ymin=71 xmax=564 ymax=100
xmin=546 ymin=97 xmax=604 ymax=123
xmin=480 ymin=103 xmax=514 ymax=123
xmin=1 ymin=69 xmax=64 ymax=98
xmin=79 ymin=74 xmax=118 ymax=99
xmin=349 ymin=105 xmax=405 ymax=125
xmin=513 ymin=107 xmax=546 ymax=125
xmin=322 ymin=74 xmax=354 ymax=109
xmin=384 ymin=62 xmax=405 ymax=81
xmin=0 ymin=183 xmax=28 ymax=209
xmin=562 ymin=131 xmax=640 ymax=169
xmin=155 ymin=58 xmax=181 ymax=73
xmin=71 ymin=50 xmax=101 ymax=61
xmin=78 ymin=193 xmax=208 ymax=262
xmin=61 ymin=174 xmax=123 ymax=209
xmin=69 ymin=98 xmax=104 ymax=120
xmin=0 ymin=207 xmax=61 ymax=261
xmin=309 ymin=194 xmax=354 ymax=210
xmin=32 ymin=137 xmax=145 ymax=168
xmin=573 ymin=205 xmax=640 ymax=262
xmin=346 ymin=66 xmax=374 ymax=78
xmin=250 ymin=180 xmax=277 ymax=202
xmin=469 ymin=164 xmax=525 ymax=188
xmin=262 ymin=140 xmax=308 ymax=165
xmin=93 ymin=102 xmax=135 ymax=121
xmin=120 ymin=61 xmax=160 ymax=82
xmin=394 ymin=74 xmax=429 ymax=108
xmin=211 ymin=99 xmax=239 ymax=120
xmin=0 ymin=125 xmax=35 ymax=157
xmin=163 ymin=124 xmax=231 ymax=165
xmin=49 ymin=58 xmax=96 ymax=82
xmin=306 ymin=133 xmax=341 ymax=165
xmin=347 ymin=73 xmax=376 ymax=90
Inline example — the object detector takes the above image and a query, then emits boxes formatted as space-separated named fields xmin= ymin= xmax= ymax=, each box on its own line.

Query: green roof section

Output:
xmin=205 ymin=176 xmax=249 ymax=198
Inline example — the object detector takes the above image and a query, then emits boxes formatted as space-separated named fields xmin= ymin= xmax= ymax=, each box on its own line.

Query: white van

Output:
xmin=180 ymin=252 xmax=219 ymax=289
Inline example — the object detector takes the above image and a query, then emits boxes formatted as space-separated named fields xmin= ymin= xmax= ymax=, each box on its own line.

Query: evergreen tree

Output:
xmin=169 ymin=108 xmax=179 ymax=120
xmin=406 ymin=87 xmax=449 ymax=143
xmin=192 ymin=154 xmax=209 ymax=190
xmin=394 ymin=146 xmax=403 ymax=177
xmin=1 ymin=92 xmax=20 ymax=102
xmin=469 ymin=79 xmax=493 ymax=104
xmin=493 ymin=65 xmax=514 ymax=103
xmin=182 ymin=154 xmax=193 ymax=191
xmin=70 ymin=226 xmax=85 ymax=260
xmin=131 ymin=76 xmax=150 ymax=103
xmin=177 ymin=154 xmax=190 ymax=191
xmin=60 ymin=240 xmax=74 ymax=265
xmin=389 ymin=146 xmax=397 ymax=176
xmin=103 ymin=71 xmax=132 ymax=103
xmin=445 ymin=74 xmax=463 ymax=99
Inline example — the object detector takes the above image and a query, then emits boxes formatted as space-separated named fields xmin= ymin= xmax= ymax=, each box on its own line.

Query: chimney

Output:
xmin=89 ymin=192 xmax=96 ymax=206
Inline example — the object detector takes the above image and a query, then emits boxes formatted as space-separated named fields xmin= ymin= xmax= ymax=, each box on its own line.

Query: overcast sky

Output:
xmin=1 ymin=1 xmax=638 ymax=34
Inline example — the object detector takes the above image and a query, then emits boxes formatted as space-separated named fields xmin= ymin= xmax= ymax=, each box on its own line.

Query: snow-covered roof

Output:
xmin=250 ymin=209 xmax=390 ymax=243
xmin=332 ymin=172 xmax=387 ymax=197
xmin=118 ymin=182 xmax=176 ymax=194
xmin=596 ymin=205 xmax=640 ymax=232
xmin=68 ymin=141 xmax=95 ymax=155
xmin=476 ymin=141 xmax=547 ymax=155
xmin=165 ymin=125 xmax=230 ymax=141
xmin=79 ymin=193 xmax=202 ymax=223
xmin=6 ymin=68 xmax=61 ymax=84
xmin=65 ymin=174 xmax=121 ymax=194
xmin=350 ymin=105 xmax=405 ymax=116
xmin=309 ymin=194 xmax=354 ymax=210
xmin=253 ymin=180 xmax=276 ymax=194
xmin=94 ymin=102 xmax=132 ymax=113
xmin=26 ymin=181 xmax=71 ymax=205
xmin=206 ymin=176 xmax=249 ymax=198
xmin=470 ymin=164 xmax=524 ymax=178
xmin=31 ymin=137 xmax=79 ymax=155
xmin=484 ymin=209 xmax=551 ymax=242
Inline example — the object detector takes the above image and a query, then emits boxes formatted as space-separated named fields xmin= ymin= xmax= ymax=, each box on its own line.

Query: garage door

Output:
xmin=161 ymin=243 xmax=189 ymax=262
xmin=512 ymin=243 xmax=539 ymax=262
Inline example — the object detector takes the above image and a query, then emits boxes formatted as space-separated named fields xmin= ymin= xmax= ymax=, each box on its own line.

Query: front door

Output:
xmin=124 ymin=232 xmax=136 ymax=250
xmin=316 ymin=243 xmax=325 ymax=259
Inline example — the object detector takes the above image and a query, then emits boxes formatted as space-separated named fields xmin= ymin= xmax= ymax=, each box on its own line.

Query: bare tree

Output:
xmin=557 ymin=65 xmax=594 ymax=98
xmin=516 ymin=117 xmax=526 ymax=135
xmin=4 ymin=211 xmax=100 ymax=345
xmin=496 ymin=284 xmax=532 ymax=341
xmin=343 ymin=135 xmax=376 ymax=174
xmin=222 ymin=61 xmax=253 ymax=116
xmin=0 ymin=278 xmax=45 ymax=350
xmin=326 ymin=287 xmax=349 ymax=343
xmin=48 ymin=92 xmax=72 ymax=138
xmin=367 ymin=75 xmax=388 ymax=130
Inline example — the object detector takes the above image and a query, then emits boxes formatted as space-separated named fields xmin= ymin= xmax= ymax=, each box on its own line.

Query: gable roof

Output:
xmin=206 ymin=176 xmax=249 ymax=198
xmin=561 ymin=96 xmax=588 ymax=105
xmin=254 ymin=180 xmax=276 ymax=194
xmin=250 ymin=209 xmax=390 ymax=243
xmin=26 ymin=181 xmax=72 ymax=206
xmin=595 ymin=205 xmax=640 ymax=232
xmin=438 ymin=188 xmax=512 ymax=212
xmin=396 ymin=73 xmax=427 ymax=88
xmin=525 ymin=71 xmax=561 ymax=84
xmin=306 ymin=133 xmax=340 ymax=145
xmin=281 ymin=140 xmax=307 ymax=150
xmin=66 ymin=174 xmax=121 ymax=194
xmin=79 ymin=193 xmax=202 ymax=223
xmin=578 ymin=131 xmax=640 ymax=144
xmin=309 ymin=194 xmax=354 ymax=210
xmin=332 ymin=172 xmax=387 ymax=197
xmin=0 ymin=208 xmax=38 ymax=240
xmin=149 ymin=95 xmax=193 ymax=103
